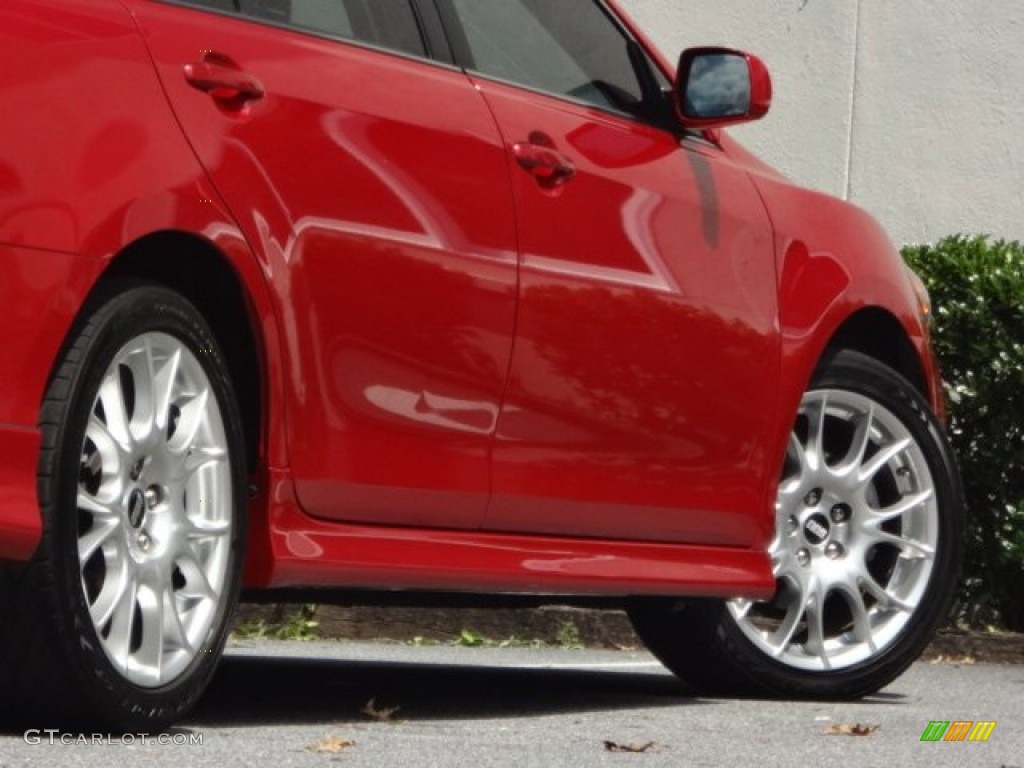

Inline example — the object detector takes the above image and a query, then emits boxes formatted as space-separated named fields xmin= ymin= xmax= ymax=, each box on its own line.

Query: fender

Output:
xmin=729 ymin=132 xmax=937 ymax=533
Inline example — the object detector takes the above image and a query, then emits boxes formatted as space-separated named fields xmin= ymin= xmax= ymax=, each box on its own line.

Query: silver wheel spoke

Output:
xmin=175 ymin=552 xmax=217 ymax=602
xmin=804 ymin=582 xmax=830 ymax=669
xmin=872 ymin=489 xmax=933 ymax=523
xmin=163 ymin=588 xmax=193 ymax=654
xmin=153 ymin=348 xmax=182 ymax=432
xmin=78 ymin=514 xmax=120 ymax=562
xmin=804 ymin=395 xmax=827 ymax=472
xmin=769 ymin=598 xmax=805 ymax=656
xmin=857 ymin=437 xmax=912 ymax=484
xmin=135 ymin=584 xmax=165 ymax=678
xmin=96 ymin=373 xmax=133 ymax=450
xmin=862 ymin=573 xmax=914 ymax=614
xmin=171 ymin=389 xmax=211 ymax=454
xmin=778 ymin=432 xmax=807 ymax=497
xmin=77 ymin=490 xmax=115 ymax=518
xmin=184 ymin=445 xmax=226 ymax=474
xmin=864 ymin=525 xmax=935 ymax=560
xmin=88 ymin=551 xmax=131 ymax=629
xmin=126 ymin=338 xmax=159 ymax=441
xmin=835 ymin=404 xmax=874 ymax=474
xmin=731 ymin=599 xmax=754 ymax=621
xmin=85 ymin=415 xmax=125 ymax=473
xmin=841 ymin=582 xmax=878 ymax=653
xmin=106 ymin=575 xmax=139 ymax=663
xmin=188 ymin=517 xmax=231 ymax=538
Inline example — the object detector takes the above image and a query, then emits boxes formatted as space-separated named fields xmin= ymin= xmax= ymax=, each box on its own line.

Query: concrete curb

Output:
xmin=234 ymin=604 xmax=1024 ymax=663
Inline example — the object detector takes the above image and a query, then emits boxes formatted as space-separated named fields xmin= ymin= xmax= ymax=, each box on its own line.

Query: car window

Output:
xmin=177 ymin=0 xmax=236 ymax=10
xmin=235 ymin=0 xmax=426 ymax=58
xmin=345 ymin=0 xmax=426 ymax=58
xmin=446 ymin=0 xmax=666 ymax=117
xmin=238 ymin=0 xmax=353 ymax=37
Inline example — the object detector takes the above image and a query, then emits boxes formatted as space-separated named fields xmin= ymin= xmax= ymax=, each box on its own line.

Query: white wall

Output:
xmin=622 ymin=0 xmax=1024 ymax=246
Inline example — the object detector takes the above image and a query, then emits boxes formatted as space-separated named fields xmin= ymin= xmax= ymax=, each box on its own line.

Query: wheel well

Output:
xmin=826 ymin=308 xmax=928 ymax=398
xmin=103 ymin=232 xmax=263 ymax=471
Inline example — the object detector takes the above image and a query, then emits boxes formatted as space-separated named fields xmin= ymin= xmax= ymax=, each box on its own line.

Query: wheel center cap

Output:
xmin=127 ymin=488 xmax=147 ymax=529
xmin=803 ymin=513 xmax=831 ymax=546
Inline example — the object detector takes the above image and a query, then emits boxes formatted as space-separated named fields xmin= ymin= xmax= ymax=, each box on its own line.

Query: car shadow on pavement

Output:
xmin=190 ymin=652 xmax=700 ymax=727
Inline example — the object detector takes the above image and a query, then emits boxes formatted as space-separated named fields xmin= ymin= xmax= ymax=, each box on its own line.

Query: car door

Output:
xmin=125 ymin=0 xmax=519 ymax=529
xmin=438 ymin=0 xmax=781 ymax=546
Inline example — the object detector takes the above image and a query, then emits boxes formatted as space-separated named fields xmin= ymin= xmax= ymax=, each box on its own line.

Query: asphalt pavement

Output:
xmin=1 ymin=639 xmax=1021 ymax=767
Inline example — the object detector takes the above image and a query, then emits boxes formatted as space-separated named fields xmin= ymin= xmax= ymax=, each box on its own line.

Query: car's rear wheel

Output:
xmin=0 ymin=283 xmax=246 ymax=729
xmin=629 ymin=349 xmax=964 ymax=698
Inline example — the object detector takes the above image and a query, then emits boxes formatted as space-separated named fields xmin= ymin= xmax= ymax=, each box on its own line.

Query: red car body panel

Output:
xmin=473 ymin=80 xmax=780 ymax=548
xmin=0 ymin=0 xmax=939 ymax=603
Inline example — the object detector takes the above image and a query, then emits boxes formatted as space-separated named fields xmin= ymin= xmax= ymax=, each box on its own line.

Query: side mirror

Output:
xmin=674 ymin=47 xmax=772 ymax=130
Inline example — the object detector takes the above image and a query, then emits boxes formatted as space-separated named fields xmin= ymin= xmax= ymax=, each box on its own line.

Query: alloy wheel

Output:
xmin=76 ymin=332 xmax=233 ymax=687
xmin=727 ymin=389 xmax=939 ymax=671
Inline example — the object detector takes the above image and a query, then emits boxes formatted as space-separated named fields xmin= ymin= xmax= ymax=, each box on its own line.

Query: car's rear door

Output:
xmin=124 ymin=0 xmax=519 ymax=529
xmin=438 ymin=0 xmax=781 ymax=546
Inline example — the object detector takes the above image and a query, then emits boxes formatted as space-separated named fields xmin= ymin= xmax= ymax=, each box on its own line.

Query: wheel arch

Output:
xmin=760 ymin=298 xmax=938 ymax=551
xmin=99 ymin=230 xmax=266 ymax=473
xmin=823 ymin=307 xmax=928 ymax=400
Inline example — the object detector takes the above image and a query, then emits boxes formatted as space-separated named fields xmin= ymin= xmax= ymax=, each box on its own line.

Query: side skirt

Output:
xmin=247 ymin=469 xmax=774 ymax=600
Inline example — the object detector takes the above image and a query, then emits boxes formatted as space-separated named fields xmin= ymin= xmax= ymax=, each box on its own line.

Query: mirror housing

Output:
xmin=674 ymin=47 xmax=772 ymax=130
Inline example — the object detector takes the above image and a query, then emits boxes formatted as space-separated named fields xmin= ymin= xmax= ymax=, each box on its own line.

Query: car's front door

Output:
xmin=440 ymin=0 xmax=781 ymax=546
xmin=126 ymin=0 xmax=519 ymax=529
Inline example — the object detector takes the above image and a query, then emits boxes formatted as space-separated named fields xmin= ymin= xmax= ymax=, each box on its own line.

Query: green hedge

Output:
xmin=903 ymin=235 xmax=1024 ymax=631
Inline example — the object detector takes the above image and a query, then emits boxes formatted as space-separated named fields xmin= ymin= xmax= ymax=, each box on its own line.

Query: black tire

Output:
xmin=628 ymin=349 xmax=964 ymax=699
xmin=0 ymin=283 xmax=247 ymax=729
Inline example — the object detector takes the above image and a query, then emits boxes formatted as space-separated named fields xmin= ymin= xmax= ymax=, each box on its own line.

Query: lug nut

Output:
xmin=796 ymin=548 xmax=811 ymax=567
xmin=145 ymin=486 xmax=162 ymax=509
xmin=138 ymin=532 xmax=152 ymax=551
xmin=786 ymin=516 xmax=799 ymax=533
xmin=830 ymin=503 xmax=852 ymax=523
xmin=129 ymin=458 xmax=145 ymax=482
xmin=804 ymin=488 xmax=822 ymax=507
xmin=825 ymin=541 xmax=845 ymax=560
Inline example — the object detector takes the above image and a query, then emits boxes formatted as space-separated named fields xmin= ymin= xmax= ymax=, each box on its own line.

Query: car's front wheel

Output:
xmin=0 ymin=283 xmax=246 ymax=729
xmin=629 ymin=349 xmax=964 ymax=698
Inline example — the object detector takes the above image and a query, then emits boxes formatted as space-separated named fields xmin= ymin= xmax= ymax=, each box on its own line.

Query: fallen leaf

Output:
xmin=362 ymin=697 xmax=401 ymax=722
xmin=603 ymin=740 xmax=658 ymax=753
xmin=822 ymin=723 xmax=880 ymax=736
xmin=307 ymin=736 xmax=356 ymax=754
xmin=930 ymin=654 xmax=976 ymax=666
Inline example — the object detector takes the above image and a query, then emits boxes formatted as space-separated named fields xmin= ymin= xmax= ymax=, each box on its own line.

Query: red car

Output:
xmin=0 ymin=0 xmax=963 ymax=728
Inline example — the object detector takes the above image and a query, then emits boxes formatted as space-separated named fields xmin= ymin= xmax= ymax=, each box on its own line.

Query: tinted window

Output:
xmin=238 ymin=0 xmax=426 ymax=58
xmin=239 ymin=0 xmax=352 ymax=37
xmin=178 ymin=0 xmax=236 ymax=10
xmin=346 ymin=0 xmax=426 ymax=58
xmin=448 ymin=0 xmax=663 ymax=115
